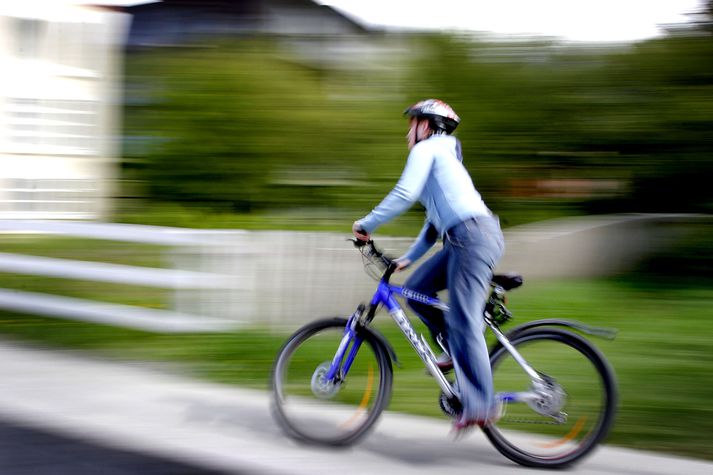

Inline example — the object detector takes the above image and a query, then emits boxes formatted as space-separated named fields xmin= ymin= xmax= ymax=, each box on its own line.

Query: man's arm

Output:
xmin=355 ymin=143 xmax=434 ymax=234
xmin=396 ymin=220 xmax=439 ymax=270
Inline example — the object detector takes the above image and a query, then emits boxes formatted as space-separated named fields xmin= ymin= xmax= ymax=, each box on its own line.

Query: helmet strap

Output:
xmin=414 ymin=119 xmax=432 ymax=145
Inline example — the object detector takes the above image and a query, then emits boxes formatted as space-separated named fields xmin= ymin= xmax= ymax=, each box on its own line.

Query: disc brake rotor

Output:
xmin=311 ymin=362 xmax=341 ymax=399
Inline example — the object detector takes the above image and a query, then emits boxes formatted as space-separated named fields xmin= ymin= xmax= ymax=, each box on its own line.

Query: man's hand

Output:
xmin=394 ymin=258 xmax=411 ymax=272
xmin=352 ymin=221 xmax=371 ymax=241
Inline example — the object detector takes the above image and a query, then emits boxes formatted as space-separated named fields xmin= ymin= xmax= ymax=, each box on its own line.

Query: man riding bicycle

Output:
xmin=352 ymin=99 xmax=505 ymax=431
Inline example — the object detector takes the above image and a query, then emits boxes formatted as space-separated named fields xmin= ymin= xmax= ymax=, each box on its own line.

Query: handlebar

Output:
xmin=352 ymin=239 xmax=398 ymax=282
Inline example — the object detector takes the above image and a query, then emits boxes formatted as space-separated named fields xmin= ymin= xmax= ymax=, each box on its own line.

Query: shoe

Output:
xmin=481 ymin=399 xmax=504 ymax=427
xmin=451 ymin=416 xmax=482 ymax=439
xmin=451 ymin=400 xmax=504 ymax=438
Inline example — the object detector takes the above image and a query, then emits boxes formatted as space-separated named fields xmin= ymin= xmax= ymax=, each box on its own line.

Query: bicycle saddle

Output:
xmin=492 ymin=273 xmax=523 ymax=290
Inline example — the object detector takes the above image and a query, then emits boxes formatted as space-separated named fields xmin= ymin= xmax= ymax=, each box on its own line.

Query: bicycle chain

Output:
xmin=499 ymin=417 xmax=564 ymax=425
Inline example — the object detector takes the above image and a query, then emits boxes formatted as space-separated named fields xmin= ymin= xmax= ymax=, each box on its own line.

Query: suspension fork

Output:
xmin=325 ymin=306 xmax=366 ymax=381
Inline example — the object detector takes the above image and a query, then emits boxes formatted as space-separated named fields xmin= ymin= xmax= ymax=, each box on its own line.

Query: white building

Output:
xmin=0 ymin=1 xmax=131 ymax=219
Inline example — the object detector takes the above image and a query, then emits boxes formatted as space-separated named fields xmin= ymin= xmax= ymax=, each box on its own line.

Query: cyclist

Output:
xmin=352 ymin=99 xmax=505 ymax=431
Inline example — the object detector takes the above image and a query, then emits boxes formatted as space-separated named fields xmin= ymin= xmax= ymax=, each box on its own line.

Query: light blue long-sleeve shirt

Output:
xmin=356 ymin=134 xmax=491 ymax=263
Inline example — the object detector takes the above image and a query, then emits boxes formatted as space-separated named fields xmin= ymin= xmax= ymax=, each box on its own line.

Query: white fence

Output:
xmin=0 ymin=214 xmax=705 ymax=332
xmin=0 ymin=220 xmax=250 ymax=332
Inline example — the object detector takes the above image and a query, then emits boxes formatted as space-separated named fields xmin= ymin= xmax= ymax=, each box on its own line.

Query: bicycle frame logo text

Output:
xmin=402 ymin=289 xmax=432 ymax=304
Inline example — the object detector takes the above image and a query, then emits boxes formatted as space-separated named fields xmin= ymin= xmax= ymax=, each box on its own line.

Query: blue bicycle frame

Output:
xmin=324 ymin=262 xmax=550 ymax=407
xmin=325 ymin=275 xmax=461 ymax=399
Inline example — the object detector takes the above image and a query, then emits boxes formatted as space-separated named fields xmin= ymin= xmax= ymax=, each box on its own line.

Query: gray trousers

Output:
xmin=405 ymin=215 xmax=504 ymax=421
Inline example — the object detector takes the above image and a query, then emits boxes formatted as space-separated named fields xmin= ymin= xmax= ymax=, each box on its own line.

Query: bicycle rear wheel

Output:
xmin=483 ymin=327 xmax=617 ymax=468
xmin=271 ymin=318 xmax=393 ymax=446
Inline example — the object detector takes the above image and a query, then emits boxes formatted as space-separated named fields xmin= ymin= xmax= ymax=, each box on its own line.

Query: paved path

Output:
xmin=0 ymin=418 xmax=232 ymax=474
xmin=1 ymin=341 xmax=711 ymax=475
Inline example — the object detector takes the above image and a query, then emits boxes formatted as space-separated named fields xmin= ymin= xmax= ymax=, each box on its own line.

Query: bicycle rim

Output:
xmin=272 ymin=319 xmax=391 ymax=445
xmin=484 ymin=328 xmax=616 ymax=468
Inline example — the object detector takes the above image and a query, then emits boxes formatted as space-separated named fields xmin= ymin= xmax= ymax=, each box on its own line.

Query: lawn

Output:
xmin=0 ymin=279 xmax=711 ymax=460
xmin=0 ymin=233 xmax=712 ymax=460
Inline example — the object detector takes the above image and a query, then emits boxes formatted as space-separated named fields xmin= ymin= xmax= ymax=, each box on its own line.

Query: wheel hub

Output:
xmin=528 ymin=377 xmax=567 ymax=418
xmin=310 ymin=362 xmax=341 ymax=399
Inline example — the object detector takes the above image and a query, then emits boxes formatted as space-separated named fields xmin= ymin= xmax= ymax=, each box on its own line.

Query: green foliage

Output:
xmin=123 ymin=38 xmax=406 ymax=216
xmin=122 ymin=30 xmax=713 ymax=227
xmin=631 ymin=219 xmax=713 ymax=281
xmin=408 ymin=34 xmax=713 ymax=219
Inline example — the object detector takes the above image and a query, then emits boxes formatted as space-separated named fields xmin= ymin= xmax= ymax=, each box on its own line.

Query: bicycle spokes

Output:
xmin=338 ymin=364 xmax=375 ymax=430
xmin=484 ymin=329 xmax=616 ymax=467
xmin=272 ymin=320 xmax=391 ymax=445
xmin=536 ymin=416 xmax=586 ymax=449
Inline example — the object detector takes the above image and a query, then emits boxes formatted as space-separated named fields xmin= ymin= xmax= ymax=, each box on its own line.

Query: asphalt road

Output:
xmin=0 ymin=340 xmax=711 ymax=475
xmin=0 ymin=418 xmax=233 ymax=475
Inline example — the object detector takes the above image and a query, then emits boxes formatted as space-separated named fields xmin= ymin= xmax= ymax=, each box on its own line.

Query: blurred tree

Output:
xmin=690 ymin=0 xmax=713 ymax=33
xmin=410 ymin=32 xmax=713 ymax=219
xmin=123 ymin=39 xmax=405 ymax=215
xmin=122 ymin=26 xmax=713 ymax=227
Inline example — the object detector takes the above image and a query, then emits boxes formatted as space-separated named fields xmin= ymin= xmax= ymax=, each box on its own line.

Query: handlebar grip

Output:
xmin=351 ymin=238 xmax=369 ymax=248
xmin=354 ymin=226 xmax=369 ymax=238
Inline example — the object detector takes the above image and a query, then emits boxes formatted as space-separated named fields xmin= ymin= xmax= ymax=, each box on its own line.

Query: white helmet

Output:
xmin=404 ymin=99 xmax=460 ymax=134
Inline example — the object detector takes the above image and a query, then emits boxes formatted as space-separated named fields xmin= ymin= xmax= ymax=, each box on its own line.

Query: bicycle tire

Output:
xmin=271 ymin=318 xmax=393 ymax=446
xmin=482 ymin=327 xmax=617 ymax=468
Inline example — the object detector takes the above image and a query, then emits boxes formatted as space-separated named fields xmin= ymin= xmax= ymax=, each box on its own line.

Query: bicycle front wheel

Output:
xmin=483 ymin=327 xmax=617 ymax=468
xmin=271 ymin=318 xmax=393 ymax=446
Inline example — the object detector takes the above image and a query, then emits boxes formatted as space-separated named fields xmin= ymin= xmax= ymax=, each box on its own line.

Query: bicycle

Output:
xmin=271 ymin=239 xmax=617 ymax=468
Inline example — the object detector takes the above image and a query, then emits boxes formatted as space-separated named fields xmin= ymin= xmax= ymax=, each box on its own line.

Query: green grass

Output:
xmin=0 ymin=235 xmax=167 ymax=268
xmin=1 ymin=233 xmax=712 ymax=460
xmin=0 ymin=278 xmax=711 ymax=460
xmin=504 ymin=279 xmax=713 ymax=459
xmin=115 ymin=201 xmax=581 ymax=236
xmin=116 ymin=203 xmax=430 ymax=236
xmin=0 ymin=234 xmax=171 ymax=307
